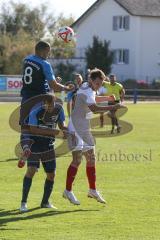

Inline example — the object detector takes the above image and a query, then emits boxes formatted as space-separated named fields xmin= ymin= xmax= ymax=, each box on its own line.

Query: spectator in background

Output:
xmin=103 ymin=74 xmax=125 ymax=133
xmin=97 ymin=76 xmax=110 ymax=127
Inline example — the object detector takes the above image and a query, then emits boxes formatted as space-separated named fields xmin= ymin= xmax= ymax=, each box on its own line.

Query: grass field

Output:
xmin=0 ymin=102 xmax=160 ymax=240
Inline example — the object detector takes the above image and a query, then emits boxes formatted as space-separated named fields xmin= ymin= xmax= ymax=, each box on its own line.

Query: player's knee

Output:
xmin=46 ymin=171 xmax=56 ymax=181
xmin=25 ymin=167 xmax=37 ymax=178
xmin=85 ymin=149 xmax=96 ymax=165
xmin=72 ymin=150 xmax=82 ymax=166
xmin=47 ymin=176 xmax=54 ymax=181
xmin=74 ymin=155 xmax=82 ymax=166
xmin=71 ymin=159 xmax=81 ymax=167
xmin=87 ymin=155 xmax=96 ymax=166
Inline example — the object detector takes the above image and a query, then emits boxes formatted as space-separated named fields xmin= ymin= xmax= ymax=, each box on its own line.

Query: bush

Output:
xmin=122 ymin=79 xmax=137 ymax=89
xmin=55 ymin=62 xmax=76 ymax=83
xmin=152 ymin=78 xmax=160 ymax=89
xmin=123 ymin=79 xmax=150 ymax=89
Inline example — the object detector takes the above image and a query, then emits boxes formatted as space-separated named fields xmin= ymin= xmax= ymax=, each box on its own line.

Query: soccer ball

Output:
xmin=58 ymin=26 xmax=74 ymax=43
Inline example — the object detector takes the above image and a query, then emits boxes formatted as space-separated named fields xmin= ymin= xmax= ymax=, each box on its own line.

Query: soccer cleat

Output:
xmin=88 ymin=189 xmax=106 ymax=204
xmin=41 ymin=202 xmax=57 ymax=210
xmin=110 ymin=128 xmax=115 ymax=134
xmin=63 ymin=190 xmax=80 ymax=205
xmin=20 ymin=202 xmax=28 ymax=212
xmin=116 ymin=125 xmax=121 ymax=133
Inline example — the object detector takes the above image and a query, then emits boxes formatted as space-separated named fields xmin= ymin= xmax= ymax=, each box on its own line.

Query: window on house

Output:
xmin=113 ymin=16 xmax=130 ymax=31
xmin=113 ymin=49 xmax=129 ymax=64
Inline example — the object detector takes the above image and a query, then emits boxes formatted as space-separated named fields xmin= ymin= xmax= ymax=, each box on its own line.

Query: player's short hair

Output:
xmin=44 ymin=94 xmax=55 ymax=104
xmin=109 ymin=73 xmax=116 ymax=78
xmin=35 ymin=41 xmax=50 ymax=52
xmin=90 ymin=68 xmax=106 ymax=81
xmin=65 ymin=81 xmax=73 ymax=86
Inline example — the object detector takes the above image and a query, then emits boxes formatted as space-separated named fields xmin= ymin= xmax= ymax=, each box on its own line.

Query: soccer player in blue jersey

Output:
xmin=21 ymin=40 xmax=73 ymax=99
xmin=19 ymin=40 xmax=74 ymax=164
xmin=20 ymin=94 xmax=67 ymax=212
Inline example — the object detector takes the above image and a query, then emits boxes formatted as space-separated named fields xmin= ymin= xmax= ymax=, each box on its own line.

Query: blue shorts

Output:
xmin=65 ymin=91 xmax=74 ymax=102
xmin=27 ymin=147 xmax=56 ymax=173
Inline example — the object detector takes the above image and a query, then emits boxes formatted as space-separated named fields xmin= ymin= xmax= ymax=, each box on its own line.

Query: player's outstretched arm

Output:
xmin=88 ymin=103 xmax=126 ymax=114
xmin=120 ymin=88 xmax=125 ymax=102
xmin=27 ymin=125 xmax=60 ymax=137
xmin=57 ymin=122 xmax=68 ymax=139
xmin=48 ymin=79 xmax=75 ymax=92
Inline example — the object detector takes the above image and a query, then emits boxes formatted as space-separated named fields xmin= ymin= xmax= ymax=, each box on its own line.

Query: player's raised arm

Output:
xmin=120 ymin=87 xmax=125 ymax=102
xmin=56 ymin=106 xmax=68 ymax=138
xmin=88 ymin=102 xmax=125 ymax=114
xmin=28 ymin=125 xmax=60 ymax=137
xmin=48 ymin=79 xmax=75 ymax=92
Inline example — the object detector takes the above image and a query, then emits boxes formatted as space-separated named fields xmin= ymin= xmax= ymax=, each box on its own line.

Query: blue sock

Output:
xmin=41 ymin=179 xmax=54 ymax=205
xmin=21 ymin=176 xmax=32 ymax=203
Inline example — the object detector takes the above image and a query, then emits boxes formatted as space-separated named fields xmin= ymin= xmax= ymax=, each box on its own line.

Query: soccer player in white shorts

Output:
xmin=63 ymin=69 xmax=124 ymax=205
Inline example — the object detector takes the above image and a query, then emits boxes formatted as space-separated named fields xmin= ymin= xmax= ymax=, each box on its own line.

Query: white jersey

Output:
xmin=97 ymin=86 xmax=107 ymax=95
xmin=68 ymin=82 xmax=96 ymax=152
xmin=71 ymin=82 xmax=96 ymax=130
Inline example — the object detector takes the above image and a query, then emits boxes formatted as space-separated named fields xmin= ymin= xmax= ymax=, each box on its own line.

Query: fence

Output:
xmin=126 ymin=89 xmax=160 ymax=103
xmin=0 ymin=75 xmax=160 ymax=103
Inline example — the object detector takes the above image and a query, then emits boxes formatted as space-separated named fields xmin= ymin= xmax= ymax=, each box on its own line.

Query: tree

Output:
xmin=0 ymin=1 xmax=75 ymax=74
xmin=0 ymin=2 xmax=54 ymax=38
xmin=55 ymin=62 xmax=75 ymax=83
xmin=0 ymin=30 xmax=35 ymax=74
xmin=85 ymin=36 xmax=113 ymax=75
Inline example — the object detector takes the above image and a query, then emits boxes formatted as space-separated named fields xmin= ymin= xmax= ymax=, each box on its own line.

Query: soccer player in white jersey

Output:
xmin=63 ymin=68 xmax=125 ymax=205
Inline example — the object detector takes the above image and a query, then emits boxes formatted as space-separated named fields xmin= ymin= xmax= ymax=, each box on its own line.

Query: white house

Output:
xmin=72 ymin=0 xmax=160 ymax=82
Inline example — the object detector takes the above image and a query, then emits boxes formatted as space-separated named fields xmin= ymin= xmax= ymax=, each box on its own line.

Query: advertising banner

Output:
xmin=7 ymin=77 xmax=22 ymax=92
xmin=0 ymin=77 xmax=7 ymax=91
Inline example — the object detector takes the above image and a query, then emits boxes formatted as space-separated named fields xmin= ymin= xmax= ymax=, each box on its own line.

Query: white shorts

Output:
xmin=68 ymin=118 xmax=95 ymax=152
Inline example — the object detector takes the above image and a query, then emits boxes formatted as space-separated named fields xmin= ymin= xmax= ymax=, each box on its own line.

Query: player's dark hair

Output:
xmin=44 ymin=94 xmax=55 ymax=104
xmin=109 ymin=74 xmax=116 ymax=78
xmin=90 ymin=68 xmax=106 ymax=81
xmin=65 ymin=81 xmax=74 ymax=86
xmin=35 ymin=41 xmax=50 ymax=52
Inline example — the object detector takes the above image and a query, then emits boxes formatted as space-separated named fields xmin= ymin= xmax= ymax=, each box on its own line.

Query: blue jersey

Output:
xmin=28 ymin=103 xmax=65 ymax=148
xmin=21 ymin=55 xmax=55 ymax=98
xmin=65 ymin=91 xmax=74 ymax=102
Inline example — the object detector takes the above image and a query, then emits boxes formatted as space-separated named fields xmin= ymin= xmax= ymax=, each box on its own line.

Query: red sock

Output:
xmin=86 ymin=165 xmax=96 ymax=190
xmin=66 ymin=165 xmax=78 ymax=191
